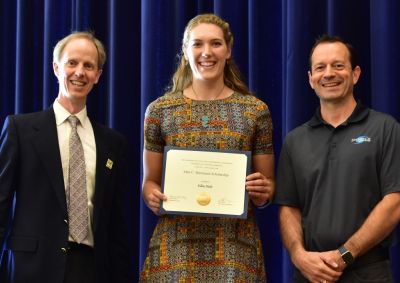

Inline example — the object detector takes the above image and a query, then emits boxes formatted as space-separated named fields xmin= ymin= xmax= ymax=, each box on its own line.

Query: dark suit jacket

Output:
xmin=0 ymin=107 xmax=133 ymax=283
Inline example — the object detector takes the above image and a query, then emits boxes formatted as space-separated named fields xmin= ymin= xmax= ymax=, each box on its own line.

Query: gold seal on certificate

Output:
xmin=160 ymin=146 xmax=251 ymax=219
xmin=196 ymin=192 xmax=211 ymax=206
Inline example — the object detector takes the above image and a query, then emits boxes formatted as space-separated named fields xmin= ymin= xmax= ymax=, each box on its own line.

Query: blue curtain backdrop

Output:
xmin=1 ymin=0 xmax=399 ymax=282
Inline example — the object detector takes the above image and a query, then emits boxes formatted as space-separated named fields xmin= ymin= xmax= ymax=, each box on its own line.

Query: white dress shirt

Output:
xmin=53 ymin=99 xmax=96 ymax=247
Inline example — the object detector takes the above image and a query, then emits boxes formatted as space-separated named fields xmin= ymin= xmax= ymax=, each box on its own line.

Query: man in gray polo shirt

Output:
xmin=275 ymin=35 xmax=400 ymax=282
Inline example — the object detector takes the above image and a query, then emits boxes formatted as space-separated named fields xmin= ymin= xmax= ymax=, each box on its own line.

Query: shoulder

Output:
xmin=231 ymin=92 xmax=267 ymax=105
xmin=359 ymin=108 xmax=400 ymax=137
xmin=289 ymin=122 xmax=311 ymax=134
xmin=145 ymin=93 xmax=188 ymax=122
xmin=92 ymin=122 xmax=127 ymax=145
xmin=367 ymin=110 xmax=400 ymax=144
xmin=282 ymin=122 xmax=312 ymax=146
xmin=2 ymin=108 xmax=54 ymax=130
xmin=147 ymin=92 xmax=187 ymax=110
xmin=7 ymin=108 xmax=53 ymax=122
xmin=368 ymin=109 xmax=399 ymax=125
xmin=229 ymin=93 xmax=270 ymax=112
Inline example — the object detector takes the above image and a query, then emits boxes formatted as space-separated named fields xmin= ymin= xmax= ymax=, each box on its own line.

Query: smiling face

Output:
xmin=183 ymin=23 xmax=231 ymax=82
xmin=309 ymin=42 xmax=361 ymax=104
xmin=53 ymin=37 xmax=102 ymax=110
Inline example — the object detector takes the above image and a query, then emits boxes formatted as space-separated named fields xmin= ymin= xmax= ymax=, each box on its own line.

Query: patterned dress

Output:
xmin=140 ymin=91 xmax=273 ymax=282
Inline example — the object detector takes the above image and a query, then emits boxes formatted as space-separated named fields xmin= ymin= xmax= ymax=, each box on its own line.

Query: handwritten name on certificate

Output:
xmin=160 ymin=147 xmax=250 ymax=218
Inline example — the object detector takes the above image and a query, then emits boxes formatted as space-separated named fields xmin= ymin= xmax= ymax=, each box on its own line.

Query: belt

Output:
xmin=348 ymin=245 xmax=389 ymax=270
xmin=67 ymin=241 xmax=93 ymax=251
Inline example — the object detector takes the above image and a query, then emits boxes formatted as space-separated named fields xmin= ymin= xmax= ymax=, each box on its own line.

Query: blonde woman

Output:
xmin=140 ymin=14 xmax=274 ymax=282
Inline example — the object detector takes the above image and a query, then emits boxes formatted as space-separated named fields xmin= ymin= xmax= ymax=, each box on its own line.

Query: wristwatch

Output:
xmin=338 ymin=245 xmax=354 ymax=265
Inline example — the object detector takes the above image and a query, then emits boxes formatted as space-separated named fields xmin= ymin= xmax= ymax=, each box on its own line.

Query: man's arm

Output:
xmin=109 ymin=135 xmax=135 ymax=282
xmin=343 ymin=119 xmax=400 ymax=259
xmin=318 ymin=192 xmax=400 ymax=274
xmin=0 ymin=117 xmax=18 ymax=248
xmin=279 ymin=206 xmax=342 ymax=282
xmin=344 ymin=192 xmax=400 ymax=258
xmin=326 ymin=119 xmax=400 ymax=267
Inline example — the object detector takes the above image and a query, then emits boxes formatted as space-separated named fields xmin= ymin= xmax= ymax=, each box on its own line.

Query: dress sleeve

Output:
xmin=253 ymin=103 xmax=274 ymax=155
xmin=143 ymin=101 xmax=165 ymax=153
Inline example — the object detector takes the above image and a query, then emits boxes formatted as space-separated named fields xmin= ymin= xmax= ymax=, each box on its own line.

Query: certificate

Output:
xmin=160 ymin=146 xmax=251 ymax=218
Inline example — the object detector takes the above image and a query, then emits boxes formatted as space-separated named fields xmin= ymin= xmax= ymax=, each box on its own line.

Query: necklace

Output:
xmin=191 ymin=84 xmax=225 ymax=101
xmin=191 ymin=84 xmax=225 ymax=128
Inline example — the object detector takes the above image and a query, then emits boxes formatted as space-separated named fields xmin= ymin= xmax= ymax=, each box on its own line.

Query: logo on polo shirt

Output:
xmin=351 ymin=135 xmax=371 ymax=144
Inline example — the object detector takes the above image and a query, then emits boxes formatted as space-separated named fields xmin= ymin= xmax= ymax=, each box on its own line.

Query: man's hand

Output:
xmin=320 ymin=250 xmax=347 ymax=272
xmin=292 ymin=249 xmax=343 ymax=283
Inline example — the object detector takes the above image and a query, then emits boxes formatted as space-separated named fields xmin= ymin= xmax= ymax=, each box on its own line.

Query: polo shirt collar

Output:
xmin=308 ymin=100 xmax=369 ymax=127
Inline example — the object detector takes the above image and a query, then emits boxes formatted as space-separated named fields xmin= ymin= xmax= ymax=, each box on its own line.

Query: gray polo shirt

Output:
xmin=274 ymin=102 xmax=400 ymax=251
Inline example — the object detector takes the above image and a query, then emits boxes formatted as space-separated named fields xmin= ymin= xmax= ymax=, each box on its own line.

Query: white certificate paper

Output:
xmin=160 ymin=147 xmax=251 ymax=218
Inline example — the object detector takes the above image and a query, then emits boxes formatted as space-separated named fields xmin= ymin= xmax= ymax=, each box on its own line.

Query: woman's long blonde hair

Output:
xmin=166 ymin=14 xmax=251 ymax=96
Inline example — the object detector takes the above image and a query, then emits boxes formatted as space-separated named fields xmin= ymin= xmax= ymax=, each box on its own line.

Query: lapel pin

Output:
xmin=106 ymin=159 xmax=113 ymax=169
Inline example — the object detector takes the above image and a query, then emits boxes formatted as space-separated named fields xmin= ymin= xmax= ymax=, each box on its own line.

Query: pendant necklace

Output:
xmin=192 ymin=84 xmax=225 ymax=128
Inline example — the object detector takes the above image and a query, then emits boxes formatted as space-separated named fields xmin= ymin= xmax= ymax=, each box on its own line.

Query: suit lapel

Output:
xmin=31 ymin=108 xmax=68 ymax=214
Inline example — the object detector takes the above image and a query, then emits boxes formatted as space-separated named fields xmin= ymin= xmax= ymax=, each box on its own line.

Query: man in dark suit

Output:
xmin=0 ymin=32 xmax=133 ymax=283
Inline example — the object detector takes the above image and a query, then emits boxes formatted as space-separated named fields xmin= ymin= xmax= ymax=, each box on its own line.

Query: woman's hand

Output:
xmin=142 ymin=150 xmax=165 ymax=215
xmin=246 ymin=172 xmax=275 ymax=207
xmin=248 ymin=154 xmax=275 ymax=207
xmin=143 ymin=184 xmax=167 ymax=215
